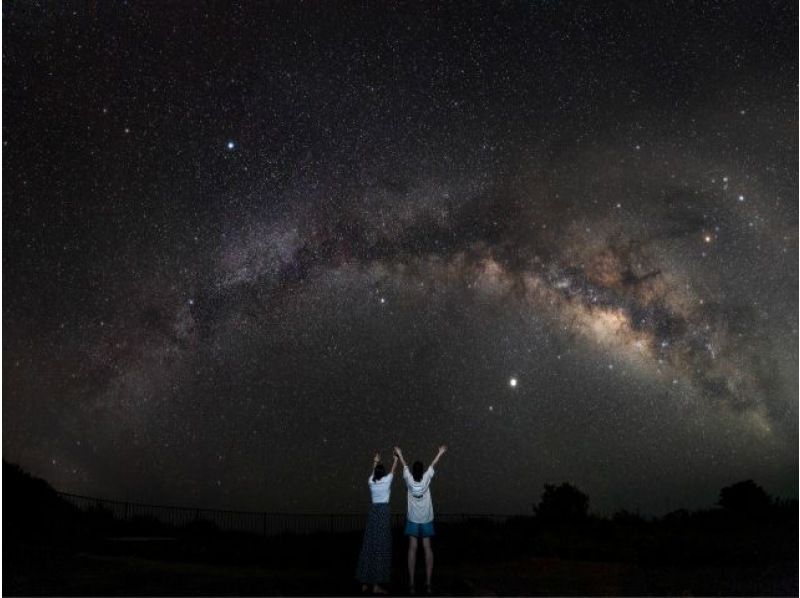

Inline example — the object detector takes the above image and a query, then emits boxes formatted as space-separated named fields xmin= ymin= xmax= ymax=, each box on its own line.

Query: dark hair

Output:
xmin=412 ymin=461 xmax=424 ymax=482
xmin=373 ymin=463 xmax=386 ymax=482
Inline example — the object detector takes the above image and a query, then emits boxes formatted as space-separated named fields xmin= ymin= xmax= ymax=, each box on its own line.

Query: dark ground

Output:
xmin=6 ymin=516 xmax=797 ymax=596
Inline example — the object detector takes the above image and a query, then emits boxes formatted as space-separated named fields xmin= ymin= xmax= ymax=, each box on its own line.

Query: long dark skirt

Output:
xmin=355 ymin=503 xmax=392 ymax=584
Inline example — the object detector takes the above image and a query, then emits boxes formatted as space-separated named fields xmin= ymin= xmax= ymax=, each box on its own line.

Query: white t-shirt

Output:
xmin=403 ymin=465 xmax=435 ymax=523
xmin=368 ymin=472 xmax=393 ymax=504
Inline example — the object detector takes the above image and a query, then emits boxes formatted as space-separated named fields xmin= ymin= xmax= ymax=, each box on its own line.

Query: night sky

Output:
xmin=3 ymin=2 xmax=797 ymax=516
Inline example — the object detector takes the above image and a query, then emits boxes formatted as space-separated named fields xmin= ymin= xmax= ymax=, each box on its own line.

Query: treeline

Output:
xmin=446 ymin=481 xmax=797 ymax=566
xmin=532 ymin=480 xmax=796 ymax=523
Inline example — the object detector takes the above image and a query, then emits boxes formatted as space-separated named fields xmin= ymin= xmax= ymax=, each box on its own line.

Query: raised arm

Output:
xmin=370 ymin=452 xmax=380 ymax=477
xmin=430 ymin=445 xmax=447 ymax=469
xmin=394 ymin=446 xmax=407 ymax=469
xmin=390 ymin=454 xmax=399 ymax=476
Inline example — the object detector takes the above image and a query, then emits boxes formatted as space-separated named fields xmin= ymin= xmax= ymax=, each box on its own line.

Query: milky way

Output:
xmin=3 ymin=2 xmax=797 ymax=514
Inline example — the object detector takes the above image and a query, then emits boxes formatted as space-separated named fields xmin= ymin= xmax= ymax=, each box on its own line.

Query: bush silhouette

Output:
xmin=2 ymin=460 xmax=81 ymax=542
xmin=612 ymin=509 xmax=645 ymax=525
xmin=718 ymin=480 xmax=771 ymax=516
xmin=533 ymin=482 xmax=589 ymax=523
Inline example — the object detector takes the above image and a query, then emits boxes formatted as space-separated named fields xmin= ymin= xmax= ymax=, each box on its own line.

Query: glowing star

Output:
xmin=380 ymin=297 xmax=386 ymax=304
xmin=226 ymin=140 xmax=236 ymax=150
xmin=509 ymin=377 xmax=518 ymax=387
xmin=738 ymin=195 xmax=745 ymax=202
xmin=703 ymin=234 xmax=713 ymax=243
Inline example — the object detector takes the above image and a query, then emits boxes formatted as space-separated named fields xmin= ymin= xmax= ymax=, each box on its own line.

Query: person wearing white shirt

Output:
xmin=394 ymin=445 xmax=447 ymax=595
xmin=355 ymin=452 xmax=398 ymax=595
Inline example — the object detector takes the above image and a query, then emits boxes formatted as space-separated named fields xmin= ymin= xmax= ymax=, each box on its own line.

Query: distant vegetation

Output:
xmin=533 ymin=482 xmax=590 ymax=522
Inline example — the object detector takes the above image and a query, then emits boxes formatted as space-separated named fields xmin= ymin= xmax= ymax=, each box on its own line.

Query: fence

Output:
xmin=56 ymin=492 xmax=510 ymax=537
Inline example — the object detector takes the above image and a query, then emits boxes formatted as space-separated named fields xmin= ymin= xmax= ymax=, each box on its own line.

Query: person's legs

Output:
xmin=422 ymin=537 xmax=434 ymax=590
xmin=407 ymin=535 xmax=418 ymax=589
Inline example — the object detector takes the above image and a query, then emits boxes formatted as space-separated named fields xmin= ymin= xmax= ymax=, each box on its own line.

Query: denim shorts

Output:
xmin=404 ymin=520 xmax=435 ymax=537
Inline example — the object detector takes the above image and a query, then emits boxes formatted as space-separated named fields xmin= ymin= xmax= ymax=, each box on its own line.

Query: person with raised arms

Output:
xmin=394 ymin=445 xmax=447 ymax=595
xmin=355 ymin=451 xmax=398 ymax=594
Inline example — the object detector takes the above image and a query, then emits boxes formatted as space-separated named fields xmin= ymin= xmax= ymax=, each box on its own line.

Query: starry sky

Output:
xmin=3 ymin=2 xmax=797 ymax=516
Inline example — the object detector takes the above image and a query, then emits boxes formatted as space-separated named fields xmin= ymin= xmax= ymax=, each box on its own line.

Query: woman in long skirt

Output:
xmin=356 ymin=451 xmax=398 ymax=594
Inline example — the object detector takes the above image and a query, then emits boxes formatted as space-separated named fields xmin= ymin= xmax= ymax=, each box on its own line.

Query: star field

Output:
xmin=3 ymin=2 xmax=797 ymax=515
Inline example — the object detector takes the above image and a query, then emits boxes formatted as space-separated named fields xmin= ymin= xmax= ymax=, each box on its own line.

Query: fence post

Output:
xmin=329 ymin=514 xmax=334 ymax=534
xmin=195 ymin=508 xmax=200 ymax=522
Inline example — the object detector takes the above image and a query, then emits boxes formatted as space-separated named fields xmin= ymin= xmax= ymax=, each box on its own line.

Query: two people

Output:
xmin=356 ymin=445 xmax=447 ymax=595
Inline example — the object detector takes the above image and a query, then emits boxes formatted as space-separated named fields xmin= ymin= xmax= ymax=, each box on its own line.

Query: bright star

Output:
xmin=509 ymin=377 xmax=518 ymax=387
xmin=226 ymin=140 xmax=236 ymax=150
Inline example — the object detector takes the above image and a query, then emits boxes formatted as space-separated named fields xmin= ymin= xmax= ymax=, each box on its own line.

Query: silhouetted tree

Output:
xmin=661 ymin=508 xmax=690 ymax=524
xmin=612 ymin=509 xmax=645 ymax=525
xmin=3 ymin=460 xmax=80 ymax=542
xmin=718 ymin=480 xmax=771 ymax=516
xmin=533 ymin=482 xmax=589 ymax=522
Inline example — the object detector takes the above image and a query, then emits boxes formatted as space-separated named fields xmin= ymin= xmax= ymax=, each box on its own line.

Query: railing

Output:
xmin=56 ymin=492 xmax=511 ymax=537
